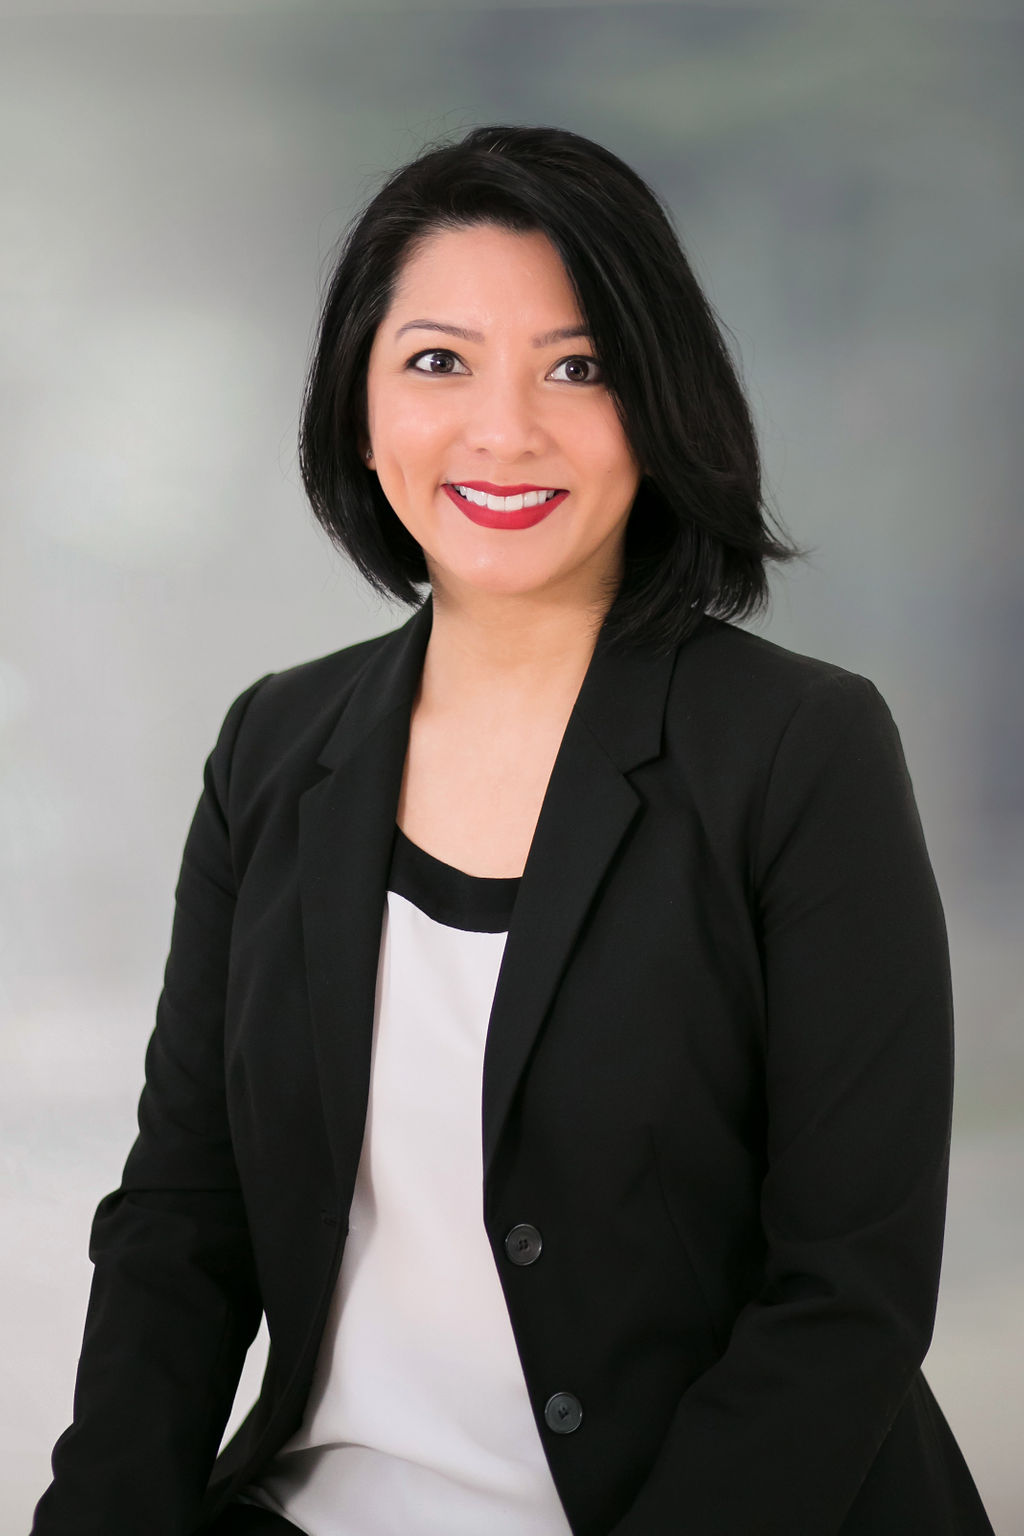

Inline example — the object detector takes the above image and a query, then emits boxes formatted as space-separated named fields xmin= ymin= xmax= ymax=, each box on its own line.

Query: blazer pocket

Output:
xmin=645 ymin=1124 xmax=722 ymax=1355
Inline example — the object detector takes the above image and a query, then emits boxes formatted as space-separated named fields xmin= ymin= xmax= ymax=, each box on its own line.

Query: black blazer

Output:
xmin=34 ymin=595 xmax=994 ymax=1536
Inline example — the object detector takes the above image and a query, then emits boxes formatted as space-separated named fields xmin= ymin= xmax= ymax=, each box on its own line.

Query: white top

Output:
xmin=239 ymin=828 xmax=573 ymax=1536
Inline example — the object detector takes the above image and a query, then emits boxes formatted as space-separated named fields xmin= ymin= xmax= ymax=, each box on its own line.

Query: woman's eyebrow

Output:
xmin=394 ymin=320 xmax=592 ymax=348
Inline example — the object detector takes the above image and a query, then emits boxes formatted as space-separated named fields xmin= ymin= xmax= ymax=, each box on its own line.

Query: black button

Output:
xmin=504 ymin=1223 xmax=543 ymax=1265
xmin=544 ymin=1392 xmax=583 ymax=1434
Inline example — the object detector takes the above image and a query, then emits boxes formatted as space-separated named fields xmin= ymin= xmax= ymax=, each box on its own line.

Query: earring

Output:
xmin=365 ymin=449 xmax=373 ymax=462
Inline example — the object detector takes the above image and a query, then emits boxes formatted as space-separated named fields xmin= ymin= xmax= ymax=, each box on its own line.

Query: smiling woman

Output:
xmin=362 ymin=223 xmax=643 ymax=612
xmin=32 ymin=124 xmax=995 ymax=1536
xmin=298 ymin=126 xmax=797 ymax=659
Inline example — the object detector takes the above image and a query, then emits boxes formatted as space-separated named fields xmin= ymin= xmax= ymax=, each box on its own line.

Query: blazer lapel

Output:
xmin=297 ymin=597 xmax=434 ymax=1203
xmin=481 ymin=624 xmax=677 ymax=1182
xmin=296 ymin=591 xmax=680 ymax=1203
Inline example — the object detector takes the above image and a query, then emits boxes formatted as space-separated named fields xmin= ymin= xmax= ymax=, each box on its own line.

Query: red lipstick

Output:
xmin=442 ymin=482 xmax=568 ymax=531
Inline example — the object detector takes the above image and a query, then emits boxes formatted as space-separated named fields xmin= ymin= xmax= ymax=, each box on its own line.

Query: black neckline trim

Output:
xmin=388 ymin=825 xmax=520 ymax=933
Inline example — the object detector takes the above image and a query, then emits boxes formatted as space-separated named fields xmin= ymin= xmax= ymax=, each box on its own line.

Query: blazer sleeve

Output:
xmin=32 ymin=674 xmax=273 ymax=1536
xmin=608 ymin=671 xmax=955 ymax=1536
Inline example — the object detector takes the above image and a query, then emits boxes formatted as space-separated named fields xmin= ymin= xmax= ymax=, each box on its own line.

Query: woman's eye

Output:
xmin=408 ymin=349 xmax=469 ymax=375
xmin=549 ymin=356 xmax=603 ymax=385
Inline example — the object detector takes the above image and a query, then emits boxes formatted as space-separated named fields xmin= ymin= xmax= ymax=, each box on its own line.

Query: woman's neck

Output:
xmin=418 ymin=586 xmax=611 ymax=720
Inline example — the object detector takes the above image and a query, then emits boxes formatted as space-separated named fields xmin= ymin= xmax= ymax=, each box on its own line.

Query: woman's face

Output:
xmin=363 ymin=222 xmax=643 ymax=611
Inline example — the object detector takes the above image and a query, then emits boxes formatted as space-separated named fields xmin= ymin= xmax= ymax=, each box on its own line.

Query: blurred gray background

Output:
xmin=2 ymin=2 xmax=1021 ymax=1531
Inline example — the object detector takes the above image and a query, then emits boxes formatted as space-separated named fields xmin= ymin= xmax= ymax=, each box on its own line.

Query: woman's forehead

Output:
xmin=383 ymin=226 xmax=583 ymax=332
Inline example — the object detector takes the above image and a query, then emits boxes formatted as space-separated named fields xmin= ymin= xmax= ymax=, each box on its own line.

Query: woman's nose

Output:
xmin=458 ymin=376 xmax=548 ymax=458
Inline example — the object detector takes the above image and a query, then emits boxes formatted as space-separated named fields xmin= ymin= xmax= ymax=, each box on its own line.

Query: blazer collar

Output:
xmin=299 ymin=592 xmax=680 ymax=1201
xmin=315 ymin=591 xmax=673 ymax=777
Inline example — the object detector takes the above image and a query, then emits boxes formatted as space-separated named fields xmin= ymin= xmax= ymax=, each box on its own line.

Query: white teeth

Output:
xmin=452 ymin=485 xmax=559 ymax=511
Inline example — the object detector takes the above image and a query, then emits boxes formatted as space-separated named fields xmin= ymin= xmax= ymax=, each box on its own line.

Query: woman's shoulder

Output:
xmin=666 ymin=614 xmax=897 ymax=767
xmin=677 ymin=614 xmax=885 ymax=712
xmin=683 ymin=614 xmax=867 ymax=692
xmin=658 ymin=620 xmax=914 ymax=870
xmin=249 ymin=625 xmax=396 ymax=714
xmin=205 ymin=622 xmax=407 ymax=790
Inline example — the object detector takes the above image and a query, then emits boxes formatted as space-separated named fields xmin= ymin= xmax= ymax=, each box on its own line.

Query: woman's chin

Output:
xmin=425 ymin=551 xmax=564 ymax=601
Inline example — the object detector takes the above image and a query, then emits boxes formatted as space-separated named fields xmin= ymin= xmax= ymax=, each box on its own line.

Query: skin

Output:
xmin=361 ymin=222 xmax=644 ymax=721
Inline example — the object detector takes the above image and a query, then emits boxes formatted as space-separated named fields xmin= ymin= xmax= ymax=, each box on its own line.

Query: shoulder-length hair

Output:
xmin=300 ymin=123 xmax=802 ymax=653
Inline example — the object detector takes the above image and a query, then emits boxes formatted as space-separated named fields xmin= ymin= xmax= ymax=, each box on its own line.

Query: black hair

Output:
xmin=299 ymin=123 xmax=802 ymax=652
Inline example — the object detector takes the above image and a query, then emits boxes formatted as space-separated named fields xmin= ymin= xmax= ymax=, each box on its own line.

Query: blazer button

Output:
xmin=504 ymin=1223 xmax=543 ymax=1265
xmin=544 ymin=1392 xmax=583 ymax=1434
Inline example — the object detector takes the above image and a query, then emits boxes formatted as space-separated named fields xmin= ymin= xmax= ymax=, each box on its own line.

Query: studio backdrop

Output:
xmin=1 ymin=5 xmax=1020 ymax=1532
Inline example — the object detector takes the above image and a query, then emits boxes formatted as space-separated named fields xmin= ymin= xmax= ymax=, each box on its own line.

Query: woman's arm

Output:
xmin=608 ymin=671 xmax=956 ymax=1536
xmin=32 ymin=674 xmax=272 ymax=1536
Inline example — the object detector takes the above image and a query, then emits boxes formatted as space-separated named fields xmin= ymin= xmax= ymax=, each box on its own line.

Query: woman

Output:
xmin=33 ymin=125 xmax=994 ymax=1535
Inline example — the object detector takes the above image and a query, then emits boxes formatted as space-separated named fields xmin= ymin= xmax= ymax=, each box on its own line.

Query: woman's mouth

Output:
xmin=443 ymin=482 xmax=568 ymax=530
